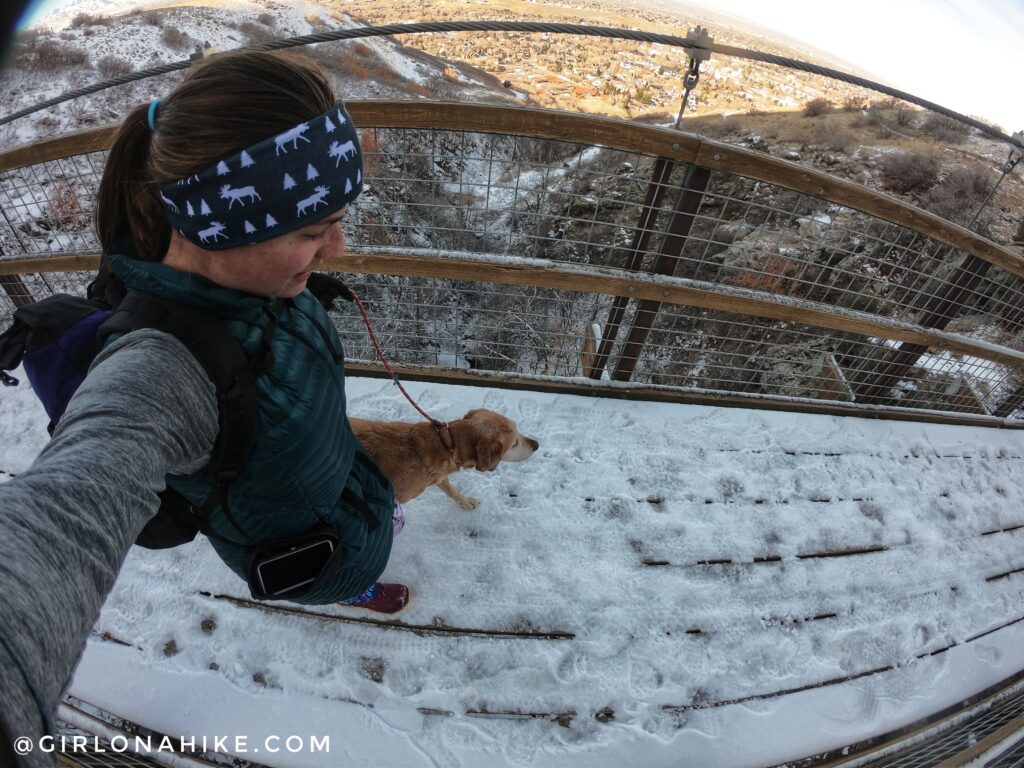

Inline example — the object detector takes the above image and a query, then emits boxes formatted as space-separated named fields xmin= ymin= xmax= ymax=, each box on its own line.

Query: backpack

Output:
xmin=0 ymin=255 xmax=354 ymax=549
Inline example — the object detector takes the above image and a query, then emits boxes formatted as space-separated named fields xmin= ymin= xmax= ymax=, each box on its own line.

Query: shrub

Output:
xmin=879 ymin=151 xmax=941 ymax=194
xmin=36 ymin=40 xmax=89 ymax=69
xmin=70 ymin=12 xmax=109 ymax=27
xmin=921 ymin=113 xmax=971 ymax=143
xmin=8 ymin=29 xmax=41 ymax=66
xmin=45 ymin=181 xmax=88 ymax=230
xmin=731 ymin=254 xmax=804 ymax=297
xmin=256 ymin=13 xmax=276 ymax=26
xmin=864 ymin=103 xmax=887 ymax=124
xmin=842 ymin=96 xmax=864 ymax=112
xmin=142 ymin=10 xmax=161 ymax=25
xmin=803 ymin=97 xmax=831 ymax=117
xmin=922 ymin=164 xmax=995 ymax=225
xmin=97 ymin=54 xmax=132 ymax=78
xmin=895 ymin=107 xmax=916 ymax=127
xmin=238 ymin=21 xmax=274 ymax=45
xmin=161 ymin=26 xmax=191 ymax=50
xmin=871 ymin=97 xmax=901 ymax=111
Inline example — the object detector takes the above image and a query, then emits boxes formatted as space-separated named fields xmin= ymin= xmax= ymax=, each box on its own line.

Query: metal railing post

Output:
xmin=0 ymin=243 xmax=32 ymax=308
xmin=588 ymin=156 xmax=675 ymax=378
xmin=852 ymin=141 xmax=1023 ymax=405
xmin=612 ymin=165 xmax=712 ymax=381
xmin=589 ymin=27 xmax=711 ymax=380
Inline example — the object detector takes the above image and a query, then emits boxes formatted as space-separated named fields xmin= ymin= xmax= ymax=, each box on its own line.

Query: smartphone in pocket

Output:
xmin=255 ymin=537 xmax=335 ymax=597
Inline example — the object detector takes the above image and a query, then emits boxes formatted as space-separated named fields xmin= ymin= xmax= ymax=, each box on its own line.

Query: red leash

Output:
xmin=349 ymin=290 xmax=459 ymax=464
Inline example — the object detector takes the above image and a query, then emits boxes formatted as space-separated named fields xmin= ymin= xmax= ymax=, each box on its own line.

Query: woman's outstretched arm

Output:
xmin=0 ymin=330 xmax=217 ymax=766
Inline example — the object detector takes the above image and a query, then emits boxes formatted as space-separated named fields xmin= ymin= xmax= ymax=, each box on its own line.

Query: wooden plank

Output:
xmin=580 ymin=322 xmax=601 ymax=379
xmin=348 ymin=100 xmax=703 ymax=163
xmin=693 ymin=141 xmax=1024 ymax=281
xmin=343 ymin=363 xmax=1024 ymax=429
xmin=7 ymin=249 xmax=1024 ymax=374
xmin=949 ymin=376 xmax=989 ymax=416
xmin=334 ymin=250 xmax=1024 ymax=371
xmin=933 ymin=713 xmax=1024 ymax=767
xmin=812 ymin=353 xmax=854 ymax=402
xmin=0 ymin=254 xmax=98 ymax=275
xmin=201 ymin=592 xmax=575 ymax=640
xmin=0 ymin=125 xmax=119 ymax=173
xmin=737 ymin=668 xmax=1024 ymax=767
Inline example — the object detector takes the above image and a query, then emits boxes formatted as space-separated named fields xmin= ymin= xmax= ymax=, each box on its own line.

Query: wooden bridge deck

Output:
xmin=4 ymin=376 xmax=1023 ymax=766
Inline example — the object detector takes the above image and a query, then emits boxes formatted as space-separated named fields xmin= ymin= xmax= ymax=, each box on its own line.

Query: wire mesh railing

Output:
xmin=2 ymin=103 xmax=1024 ymax=424
xmin=353 ymin=130 xmax=1024 ymax=338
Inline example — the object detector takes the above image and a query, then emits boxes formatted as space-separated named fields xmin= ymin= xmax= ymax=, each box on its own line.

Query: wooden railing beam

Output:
xmin=7 ymin=249 xmax=1023 ymax=374
xmin=1 ymin=103 xmax=1020 ymax=281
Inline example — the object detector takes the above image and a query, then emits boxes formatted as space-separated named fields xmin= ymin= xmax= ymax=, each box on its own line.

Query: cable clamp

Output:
xmin=1006 ymin=131 xmax=1024 ymax=171
xmin=683 ymin=26 xmax=713 ymax=63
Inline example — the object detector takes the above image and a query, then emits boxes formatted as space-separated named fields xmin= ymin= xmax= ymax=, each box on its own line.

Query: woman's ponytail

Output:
xmin=94 ymin=102 xmax=171 ymax=261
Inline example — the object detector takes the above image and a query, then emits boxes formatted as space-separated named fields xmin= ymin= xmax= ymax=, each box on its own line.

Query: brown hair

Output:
xmin=95 ymin=50 xmax=335 ymax=261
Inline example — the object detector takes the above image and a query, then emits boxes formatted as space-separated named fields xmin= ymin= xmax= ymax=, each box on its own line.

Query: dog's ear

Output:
xmin=474 ymin=436 xmax=504 ymax=472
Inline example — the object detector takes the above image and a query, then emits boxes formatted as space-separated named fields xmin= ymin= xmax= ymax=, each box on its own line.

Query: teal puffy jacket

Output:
xmin=108 ymin=252 xmax=394 ymax=603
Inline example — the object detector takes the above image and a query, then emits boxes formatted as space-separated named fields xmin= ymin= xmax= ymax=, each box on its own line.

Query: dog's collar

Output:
xmin=433 ymin=420 xmax=461 ymax=468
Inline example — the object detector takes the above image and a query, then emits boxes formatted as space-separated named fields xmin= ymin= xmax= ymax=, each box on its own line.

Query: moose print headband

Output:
xmin=157 ymin=101 xmax=363 ymax=250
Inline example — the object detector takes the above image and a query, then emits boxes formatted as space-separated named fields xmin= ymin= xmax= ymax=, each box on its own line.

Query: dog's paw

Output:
xmin=459 ymin=495 xmax=480 ymax=511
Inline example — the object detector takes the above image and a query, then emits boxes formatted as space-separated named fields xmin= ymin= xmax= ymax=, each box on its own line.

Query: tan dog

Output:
xmin=349 ymin=409 xmax=539 ymax=509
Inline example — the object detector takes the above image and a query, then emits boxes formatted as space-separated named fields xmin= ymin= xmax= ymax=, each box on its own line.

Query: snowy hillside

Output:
xmin=1 ymin=0 xmax=517 ymax=150
xmin=4 ymin=369 xmax=1024 ymax=766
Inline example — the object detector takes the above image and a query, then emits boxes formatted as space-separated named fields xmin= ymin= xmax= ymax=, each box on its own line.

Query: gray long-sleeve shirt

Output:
xmin=0 ymin=330 xmax=217 ymax=766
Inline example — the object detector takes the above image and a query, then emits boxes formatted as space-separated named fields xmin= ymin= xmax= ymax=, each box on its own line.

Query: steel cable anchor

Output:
xmin=674 ymin=26 xmax=713 ymax=128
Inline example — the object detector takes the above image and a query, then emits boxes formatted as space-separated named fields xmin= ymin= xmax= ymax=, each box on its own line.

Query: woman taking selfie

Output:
xmin=0 ymin=49 xmax=406 ymax=762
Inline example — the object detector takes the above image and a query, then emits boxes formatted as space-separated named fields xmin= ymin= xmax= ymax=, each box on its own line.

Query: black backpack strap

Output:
xmin=99 ymin=292 xmax=285 ymax=545
xmin=354 ymin=450 xmax=390 ymax=491
xmin=0 ymin=317 xmax=27 ymax=386
xmin=87 ymin=250 xmax=129 ymax=306
xmin=192 ymin=297 xmax=285 ymax=541
xmin=306 ymin=272 xmax=353 ymax=311
xmin=341 ymin=487 xmax=381 ymax=531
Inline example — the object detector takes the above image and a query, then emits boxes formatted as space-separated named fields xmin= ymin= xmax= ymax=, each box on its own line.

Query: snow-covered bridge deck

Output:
xmin=6 ymin=375 xmax=1024 ymax=766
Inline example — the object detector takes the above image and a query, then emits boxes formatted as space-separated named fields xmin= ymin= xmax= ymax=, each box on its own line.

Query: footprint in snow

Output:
xmin=610 ymin=411 xmax=635 ymax=428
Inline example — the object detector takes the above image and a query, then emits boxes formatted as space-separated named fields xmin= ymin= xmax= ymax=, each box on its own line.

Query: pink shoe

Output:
xmin=339 ymin=582 xmax=410 ymax=614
